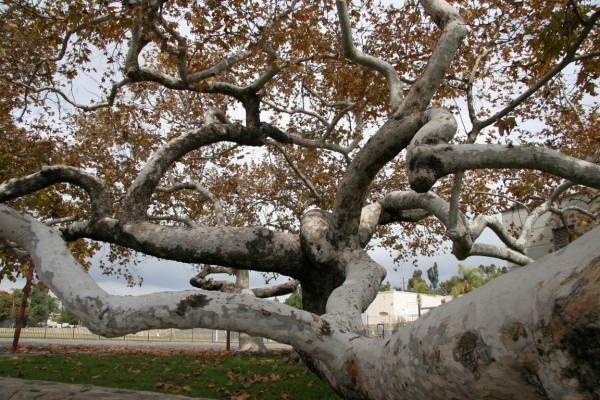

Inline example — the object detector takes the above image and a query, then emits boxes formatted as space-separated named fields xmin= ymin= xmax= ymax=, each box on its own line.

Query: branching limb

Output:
xmin=12 ymin=78 xmax=131 ymax=112
xmin=473 ymin=192 xmax=530 ymax=211
xmin=262 ymin=99 xmax=330 ymax=126
xmin=121 ymin=122 xmax=268 ymax=222
xmin=474 ymin=10 xmax=599 ymax=131
xmin=0 ymin=165 xmax=112 ymax=220
xmin=325 ymin=249 xmax=386 ymax=330
xmin=398 ymin=0 xmax=468 ymax=115
xmin=469 ymin=215 xmax=523 ymax=253
xmin=469 ymin=243 xmax=532 ymax=266
xmin=267 ymin=140 xmax=322 ymax=201
xmin=157 ymin=181 xmax=226 ymax=226
xmin=551 ymin=206 xmax=599 ymax=221
xmin=267 ymin=127 xmax=359 ymax=157
xmin=335 ymin=0 xmax=404 ymax=113
xmin=331 ymin=113 xmax=424 ymax=242
xmin=465 ymin=49 xmax=491 ymax=141
xmin=448 ymin=172 xmax=463 ymax=241
xmin=379 ymin=191 xmax=532 ymax=265
xmin=408 ymin=108 xmax=458 ymax=147
xmin=514 ymin=181 xmax=575 ymax=249
xmin=331 ymin=0 xmax=466 ymax=239
xmin=18 ymin=13 xmax=114 ymax=118
xmin=0 ymin=205 xmax=345 ymax=358
xmin=407 ymin=144 xmax=600 ymax=193
xmin=62 ymin=218 xmax=305 ymax=277
xmin=252 ymin=280 xmax=299 ymax=298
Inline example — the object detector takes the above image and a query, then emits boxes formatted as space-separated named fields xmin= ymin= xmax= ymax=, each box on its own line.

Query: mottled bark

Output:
xmin=407 ymin=144 xmax=600 ymax=193
xmin=3 ymin=205 xmax=600 ymax=399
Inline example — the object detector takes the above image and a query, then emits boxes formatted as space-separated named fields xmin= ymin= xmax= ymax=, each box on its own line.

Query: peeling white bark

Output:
xmin=0 ymin=205 xmax=346 ymax=354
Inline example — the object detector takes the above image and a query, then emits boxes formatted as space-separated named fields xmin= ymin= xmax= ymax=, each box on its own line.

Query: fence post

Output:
xmin=191 ymin=328 xmax=194 ymax=342
xmin=44 ymin=326 xmax=47 ymax=339
xmin=170 ymin=328 xmax=173 ymax=342
xmin=72 ymin=327 xmax=75 ymax=339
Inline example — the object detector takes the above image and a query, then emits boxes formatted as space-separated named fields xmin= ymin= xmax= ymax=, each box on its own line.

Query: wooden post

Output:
xmin=11 ymin=263 xmax=34 ymax=353
xmin=226 ymin=330 xmax=231 ymax=351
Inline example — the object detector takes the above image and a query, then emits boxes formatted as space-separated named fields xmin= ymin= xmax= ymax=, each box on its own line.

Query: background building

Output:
xmin=501 ymin=193 xmax=599 ymax=263
xmin=362 ymin=290 xmax=451 ymax=337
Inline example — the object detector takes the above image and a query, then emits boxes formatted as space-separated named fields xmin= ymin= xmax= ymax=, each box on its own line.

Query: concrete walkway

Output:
xmin=0 ymin=377 xmax=213 ymax=399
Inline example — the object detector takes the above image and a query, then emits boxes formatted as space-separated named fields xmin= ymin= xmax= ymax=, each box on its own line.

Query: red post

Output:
xmin=11 ymin=264 xmax=34 ymax=353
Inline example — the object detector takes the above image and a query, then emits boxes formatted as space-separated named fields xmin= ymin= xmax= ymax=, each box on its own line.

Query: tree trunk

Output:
xmin=11 ymin=263 xmax=34 ymax=353
xmin=236 ymin=270 xmax=268 ymax=353
xmin=323 ymin=227 xmax=600 ymax=399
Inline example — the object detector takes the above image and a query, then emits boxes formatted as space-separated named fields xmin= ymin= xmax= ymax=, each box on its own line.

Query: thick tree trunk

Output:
xmin=11 ymin=264 xmax=34 ymax=353
xmin=327 ymin=226 xmax=600 ymax=399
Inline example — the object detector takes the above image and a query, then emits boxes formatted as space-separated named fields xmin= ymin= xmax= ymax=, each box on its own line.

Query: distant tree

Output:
xmin=407 ymin=270 xmax=433 ymax=294
xmin=379 ymin=281 xmax=392 ymax=292
xmin=56 ymin=306 xmax=79 ymax=325
xmin=0 ymin=291 xmax=13 ymax=323
xmin=284 ymin=288 xmax=303 ymax=310
xmin=440 ymin=264 xmax=508 ymax=298
xmin=426 ymin=263 xmax=439 ymax=289
xmin=11 ymin=286 xmax=58 ymax=326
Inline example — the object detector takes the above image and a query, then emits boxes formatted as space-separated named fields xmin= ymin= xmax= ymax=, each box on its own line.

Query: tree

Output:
xmin=284 ymin=287 xmax=303 ymax=310
xmin=55 ymin=306 xmax=80 ymax=326
xmin=426 ymin=262 xmax=439 ymax=290
xmin=10 ymin=285 xmax=58 ymax=327
xmin=0 ymin=0 xmax=599 ymax=398
xmin=0 ymin=291 xmax=14 ymax=324
xmin=440 ymin=264 xmax=508 ymax=297
xmin=407 ymin=270 xmax=433 ymax=294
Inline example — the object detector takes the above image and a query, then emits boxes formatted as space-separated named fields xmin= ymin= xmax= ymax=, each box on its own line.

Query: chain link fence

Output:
xmin=0 ymin=327 xmax=249 ymax=343
xmin=2 ymin=319 xmax=419 ymax=343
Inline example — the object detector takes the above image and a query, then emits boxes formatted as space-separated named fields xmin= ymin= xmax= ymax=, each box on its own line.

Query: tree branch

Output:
xmin=397 ymin=0 xmax=467 ymax=115
xmin=122 ymin=122 xmax=268 ymax=222
xmin=0 ymin=205 xmax=344 ymax=358
xmin=407 ymin=144 xmax=600 ymax=193
xmin=0 ymin=165 xmax=112 ymax=220
xmin=267 ymin=140 xmax=322 ymax=201
xmin=157 ymin=181 xmax=226 ymax=226
xmin=252 ymin=280 xmax=300 ymax=298
xmin=336 ymin=0 xmax=404 ymax=112
xmin=475 ymin=10 xmax=599 ymax=130
xmin=61 ymin=218 xmax=305 ymax=278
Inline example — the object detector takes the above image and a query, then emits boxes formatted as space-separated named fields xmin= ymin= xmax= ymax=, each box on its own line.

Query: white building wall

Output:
xmin=363 ymin=290 xmax=451 ymax=325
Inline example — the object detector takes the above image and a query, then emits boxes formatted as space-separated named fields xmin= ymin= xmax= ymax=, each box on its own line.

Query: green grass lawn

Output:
xmin=0 ymin=346 xmax=339 ymax=399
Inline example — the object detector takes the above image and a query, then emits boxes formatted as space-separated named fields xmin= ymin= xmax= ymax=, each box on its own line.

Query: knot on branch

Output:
xmin=300 ymin=209 xmax=338 ymax=266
